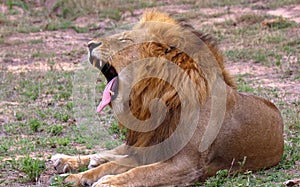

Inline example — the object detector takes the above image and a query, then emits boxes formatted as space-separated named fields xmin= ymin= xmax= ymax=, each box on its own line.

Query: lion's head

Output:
xmin=88 ymin=11 xmax=236 ymax=149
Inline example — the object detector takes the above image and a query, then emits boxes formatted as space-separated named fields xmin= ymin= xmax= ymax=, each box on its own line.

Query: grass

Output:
xmin=221 ymin=13 xmax=299 ymax=66
xmin=236 ymin=74 xmax=255 ymax=93
xmin=50 ymin=125 xmax=64 ymax=136
xmin=5 ymin=156 xmax=46 ymax=183
xmin=266 ymin=0 xmax=300 ymax=9
xmin=28 ymin=39 xmax=43 ymax=44
xmin=19 ymin=156 xmax=46 ymax=182
xmin=49 ymin=174 xmax=74 ymax=187
xmin=99 ymin=8 xmax=123 ymax=21
xmin=29 ymin=119 xmax=41 ymax=132
xmin=6 ymin=0 xmax=29 ymax=11
xmin=0 ymin=69 xmax=91 ymax=157
xmin=236 ymin=13 xmax=267 ymax=25
xmin=202 ymin=168 xmax=294 ymax=186
xmin=0 ymin=0 xmax=299 ymax=186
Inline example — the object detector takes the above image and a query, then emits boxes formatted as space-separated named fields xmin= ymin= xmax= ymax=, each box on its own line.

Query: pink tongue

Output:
xmin=97 ymin=77 xmax=117 ymax=113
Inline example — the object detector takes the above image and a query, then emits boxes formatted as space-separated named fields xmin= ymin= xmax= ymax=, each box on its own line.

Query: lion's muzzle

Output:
xmin=88 ymin=41 xmax=104 ymax=70
xmin=87 ymin=40 xmax=119 ymax=113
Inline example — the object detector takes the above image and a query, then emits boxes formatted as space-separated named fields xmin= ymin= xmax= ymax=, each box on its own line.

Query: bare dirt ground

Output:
xmin=0 ymin=1 xmax=299 ymax=186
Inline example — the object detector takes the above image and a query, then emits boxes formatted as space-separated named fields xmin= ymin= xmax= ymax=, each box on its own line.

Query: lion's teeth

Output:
xmin=110 ymin=91 xmax=115 ymax=96
xmin=99 ymin=60 xmax=103 ymax=67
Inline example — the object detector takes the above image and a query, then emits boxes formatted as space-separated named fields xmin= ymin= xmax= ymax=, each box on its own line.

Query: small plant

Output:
xmin=56 ymin=137 xmax=70 ymax=146
xmin=78 ymin=165 xmax=89 ymax=172
xmin=66 ymin=102 xmax=73 ymax=110
xmin=105 ymin=139 xmax=121 ymax=150
xmin=204 ymin=169 xmax=229 ymax=187
xmin=49 ymin=174 xmax=74 ymax=187
xmin=29 ymin=119 xmax=41 ymax=132
xmin=56 ymin=91 xmax=71 ymax=101
xmin=50 ymin=125 xmax=63 ymax=136
xmin=19 ymin=156 xmax=46 ymax=182
xmin=19 ymin=80 xmax=40 ymax=100
xmin=36 ymin=109 xmax=47 ymax=118
xmin=238 ymin=156 xmax=247 ymax=171
xmin=0 ymin=143 xmax=9 ymax=155
xmin=15 ymin=112 xmax=25 ymax=121
xmin=236 ymin=77 xmax=255 ymax=93
xmin=6 ymin=0 xmax=29 ymax=11
xmin=54 ymin=111 xmax=70 ymax=122
xmin=108 ymin=122 xmax=127 ymax=141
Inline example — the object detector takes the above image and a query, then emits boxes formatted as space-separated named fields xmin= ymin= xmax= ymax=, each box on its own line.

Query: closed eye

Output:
xmin=118 ymin=38 xmax=134 ymax=43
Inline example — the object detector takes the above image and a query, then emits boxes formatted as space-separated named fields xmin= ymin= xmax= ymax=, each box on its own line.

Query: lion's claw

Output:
xmin=51 ymin=154 xmax=75 ymax=173
xmin=88 ymin=155 xmax=104 ymax=169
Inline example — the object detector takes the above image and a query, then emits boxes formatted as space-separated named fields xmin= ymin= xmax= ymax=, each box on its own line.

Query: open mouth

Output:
xmin=90 ymin=57 xmax=119 ymax=113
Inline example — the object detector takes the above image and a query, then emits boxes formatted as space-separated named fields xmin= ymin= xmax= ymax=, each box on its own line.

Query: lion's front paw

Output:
xmin=92 ymin=175 xmax=118 ymax=187
xmin=60 ymin=173 xmax=98 ymax=187
xmin=51 ymin=154 xmax=81 ymax=173
xmin=61 ymin=173 xmax=82 ymax=186
xmin=88 ymin=155 xmax=107 ymax=169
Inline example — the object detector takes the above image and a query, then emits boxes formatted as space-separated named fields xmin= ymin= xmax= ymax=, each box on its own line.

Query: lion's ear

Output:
xmin=139 ymin=10 xmax=177 ymax=25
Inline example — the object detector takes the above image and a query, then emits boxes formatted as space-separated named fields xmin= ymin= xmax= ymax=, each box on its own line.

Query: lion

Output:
xmin=51 ymin=11 xmax=284 ymax=187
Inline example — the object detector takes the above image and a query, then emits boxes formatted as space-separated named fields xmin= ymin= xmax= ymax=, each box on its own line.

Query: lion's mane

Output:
xmin=116 ymin=11 xmax=236 ymax=151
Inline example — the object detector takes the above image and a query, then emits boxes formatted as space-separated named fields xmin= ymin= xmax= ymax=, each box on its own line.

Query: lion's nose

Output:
xmin=88 ymin=41 xmax=102 ymax=51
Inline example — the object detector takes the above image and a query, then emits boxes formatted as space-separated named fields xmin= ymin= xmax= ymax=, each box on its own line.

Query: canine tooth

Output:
xmin=99 ymin=60 xmax=103 ymax=67
xmin=109 ymin=91 xmax=115 ymax=96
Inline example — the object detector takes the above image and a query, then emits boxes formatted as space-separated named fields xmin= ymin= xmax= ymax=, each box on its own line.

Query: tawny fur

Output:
xmin=51 ymin=10 xmax=284 ymax=187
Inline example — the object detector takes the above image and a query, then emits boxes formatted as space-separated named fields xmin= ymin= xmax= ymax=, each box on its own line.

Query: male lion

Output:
xmin=51 ymin=11 xmax=284 ymax=187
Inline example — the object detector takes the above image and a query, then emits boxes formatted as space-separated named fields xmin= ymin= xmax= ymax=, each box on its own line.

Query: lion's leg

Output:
xmin=93 ymin=156 xmax=201 ymax=187
xmin=51 ymin=145 xmax=128 ymax=173
xmin=87 ymin=144 xmax=130 ymax=169
xmin=51 ymin=154 xmax=92 ymax=173
xmin=90 ymin=154 xmax=238 ymax=186
xmin=64 ymin=161 xmax=134 ymax=186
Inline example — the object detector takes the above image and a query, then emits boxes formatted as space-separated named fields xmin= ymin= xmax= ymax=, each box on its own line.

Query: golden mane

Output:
xmin=124 ymin=11 xmax=236 ymax=149
xmin=137 ymin=10 xmax=236 ymax=89
xmin=138 ymin=10 xmax=177 ymax=25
